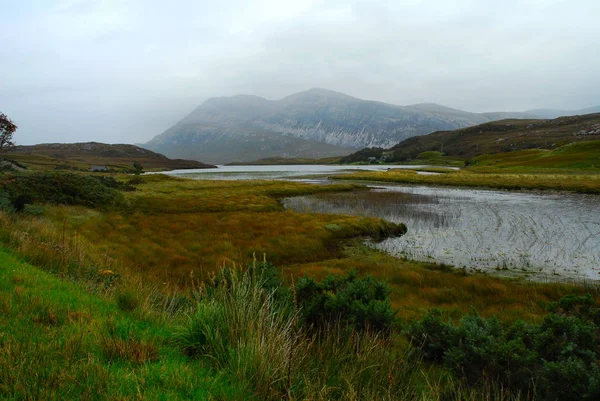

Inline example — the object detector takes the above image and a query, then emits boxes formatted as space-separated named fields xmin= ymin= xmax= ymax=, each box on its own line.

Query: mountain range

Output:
xmin=143 ymin=88 xmax=598 ymax=164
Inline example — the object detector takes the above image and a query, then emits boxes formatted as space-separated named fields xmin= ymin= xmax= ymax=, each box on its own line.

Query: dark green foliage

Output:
xmin=403 ymin=308 xmax=455 ymax=361
xmin=247 ymin=261 xmax=283 ymax=292
xmin=95 ymin=175 xmax=137 ymax=192
xmin=116 ymin=290 xmax=139 ymax=312
xmin=13 ymin=194 xmax=33 ymax=212
xmin=132 ymin=161 xmax=144 ymax=175
xmin=405 ymin=295 xmax=600 ymax=400
xmin=174 ymin=302 xmax=229 ymax=359
xmin=295 ymin=269 xmax=395 ymax=332
xmin=0 ymin=190 xmax=12 ymax=212
xmin=127 ymin=176 xmax=144 ymax=186
xmin=339 ymin=147 xmax=384 ymax=164
xmin=0 ymin=172 xmax=126 ymax=210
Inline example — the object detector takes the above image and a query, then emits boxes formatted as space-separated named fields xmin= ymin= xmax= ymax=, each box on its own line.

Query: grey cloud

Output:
xmin=1 ymin=0 xmax=598 ymax=145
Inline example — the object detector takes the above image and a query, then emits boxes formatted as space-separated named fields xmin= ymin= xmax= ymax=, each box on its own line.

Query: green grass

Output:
xmin=0 ymin=246 xmax=250 ymax=400
xmin=471 ymin=140 xmax=600 ymax=170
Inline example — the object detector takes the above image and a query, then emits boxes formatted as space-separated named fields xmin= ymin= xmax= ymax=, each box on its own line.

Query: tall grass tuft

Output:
xmin=174 ymin=265 xmax=302 ymax=399
xmin=174 ymin=264 xmax=425 ymax=400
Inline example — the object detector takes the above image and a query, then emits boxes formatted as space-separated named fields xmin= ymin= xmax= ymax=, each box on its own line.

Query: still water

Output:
xmin=160 ymin=164 xmax=442 ymax=181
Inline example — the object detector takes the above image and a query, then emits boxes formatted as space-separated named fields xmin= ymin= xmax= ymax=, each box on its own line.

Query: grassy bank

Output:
xmin=0 ymin=246 xmax=248 ymax=400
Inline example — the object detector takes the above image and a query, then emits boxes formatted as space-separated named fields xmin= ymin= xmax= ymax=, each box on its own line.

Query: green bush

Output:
xmin=418 ymin=151 xmax=444 ymax=159
xmin=405 ymin=295 xmax=600 ymax=400
xmin=0 ymin=190 xmax=12 ymax=212
xmin=0 ymin=172 xmax=126 ymax=210
xmin=295 ymin=269 xmax=395 ymax=332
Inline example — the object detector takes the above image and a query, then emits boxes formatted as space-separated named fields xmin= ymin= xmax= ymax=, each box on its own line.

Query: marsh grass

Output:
xmin=1 ymin=173 xmax=592 ymax=323
xmin=1 ymin=173 xmax=599 ymax=399
xmin=331 ymin=169 xmax=600 ymax=194
xmin=287 ymin=242 xmax=599 ymax=323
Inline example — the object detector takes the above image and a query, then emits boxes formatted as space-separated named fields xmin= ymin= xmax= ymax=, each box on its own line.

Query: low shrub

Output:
xmin=0 ymin=191 xmax=12 ymax=212
xmin=295 ymin=269 xmax=396 ymax=332
xmin=0 ymin=172 xmax=126 ymax=209
xmin=405 ymin=295 xmax=600 ymax=401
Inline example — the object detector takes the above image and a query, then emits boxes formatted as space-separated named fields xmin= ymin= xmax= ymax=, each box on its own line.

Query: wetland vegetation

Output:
xmin=1 ymin=167 xmax=600 ymax=400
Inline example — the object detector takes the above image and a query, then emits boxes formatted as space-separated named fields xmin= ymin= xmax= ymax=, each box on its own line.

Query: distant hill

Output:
xmin=341 ymin=113 xmax=600 ymax=163
xmin=526 ymin=106 xmax=600 ymax=119
xmin=144 ymin=88 xmax=537 ymax=164
xmin=6 ymin=142 xmax=214 ymax=171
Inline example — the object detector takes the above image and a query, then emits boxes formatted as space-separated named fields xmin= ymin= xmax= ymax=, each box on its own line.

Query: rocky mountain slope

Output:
xmin=7 ymin=142 xmax=214 ymax=171
xmin=144 ymin=88 xmax=538 ymax=164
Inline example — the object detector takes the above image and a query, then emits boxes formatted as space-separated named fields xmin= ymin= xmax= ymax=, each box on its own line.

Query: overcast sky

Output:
xmin=1 ymin=0 xmax=599 ymax=145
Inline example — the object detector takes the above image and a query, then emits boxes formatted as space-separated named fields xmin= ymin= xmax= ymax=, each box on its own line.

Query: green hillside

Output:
xmin=341 ymin=113 xmax=600 ymax=168
xmin=5 ymin=142 xmax=214 ymax=172
xmin=471 ymin=140 xmax=600 ymax=170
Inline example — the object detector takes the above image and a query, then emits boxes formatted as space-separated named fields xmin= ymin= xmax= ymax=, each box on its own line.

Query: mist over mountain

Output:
xmin=526 ymin=106 xmax=600 ymax=119
xmin=144 ymin=88 xmax=597 ymax=164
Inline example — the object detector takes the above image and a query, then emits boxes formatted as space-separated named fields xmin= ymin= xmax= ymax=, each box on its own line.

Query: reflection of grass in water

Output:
xmin=286 ymin=187 xmax=600 ymax=280
xmin=285 ymin=190 xmax=455 ymax=229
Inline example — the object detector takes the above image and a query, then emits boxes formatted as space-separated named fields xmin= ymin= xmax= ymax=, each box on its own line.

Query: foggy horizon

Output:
xmin=2 ymin=0 xmax=599 ymax=146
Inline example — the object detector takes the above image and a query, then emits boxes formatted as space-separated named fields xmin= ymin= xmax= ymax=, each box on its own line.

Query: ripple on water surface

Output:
xmin=284 ymin=186 xmax=600 ymax=281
